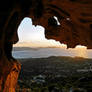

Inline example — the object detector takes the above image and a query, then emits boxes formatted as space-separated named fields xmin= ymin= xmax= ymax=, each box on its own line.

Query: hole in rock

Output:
xmin=13 ymin=17 xmax=92 ymax=91
xmin=13 ymin=17 xmax=91 ymax=59
xmin=53 ymin=16 xmax=61 ymax=25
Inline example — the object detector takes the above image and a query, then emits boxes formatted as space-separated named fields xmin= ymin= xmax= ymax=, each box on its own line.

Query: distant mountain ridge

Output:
xmin=13 ymin=46 xmax=63 ymax=51
xmin=13 ymin=47 xmax=39 ymax=51
xmin=13 ymin=47 xmax=92 ymax=59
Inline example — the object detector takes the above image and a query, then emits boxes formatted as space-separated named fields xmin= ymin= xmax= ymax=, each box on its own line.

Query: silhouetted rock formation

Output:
xmin=0 ymin=0 xmax=92 ymax=91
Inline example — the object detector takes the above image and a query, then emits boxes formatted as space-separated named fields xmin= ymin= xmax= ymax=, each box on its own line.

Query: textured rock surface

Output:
xmin=32 ymin=0 xmax=92 ymax=48
xmin=0 ymin=60 xmax=21 ymax=92
xmin=0 ymin=0 xmax=92 ymax=91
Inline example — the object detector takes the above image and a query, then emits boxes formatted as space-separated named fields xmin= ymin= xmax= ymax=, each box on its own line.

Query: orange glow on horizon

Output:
xmin=74 ymin=45 xmax=88 ymax=58
xmin=75 ymin=45 xmax=87 ymax=49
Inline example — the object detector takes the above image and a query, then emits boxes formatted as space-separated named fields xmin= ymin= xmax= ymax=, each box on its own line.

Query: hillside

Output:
xmin=16 ymin=56 xmax=92 ymax=92
xmin=19 ymin=56 xmax=92 ymax=77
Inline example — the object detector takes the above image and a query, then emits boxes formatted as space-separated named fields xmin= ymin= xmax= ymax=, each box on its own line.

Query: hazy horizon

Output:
xmin=13 ymin=17 xmax=92 ymax=59
xmin=13 ymin=45 xmax=92 ymax=59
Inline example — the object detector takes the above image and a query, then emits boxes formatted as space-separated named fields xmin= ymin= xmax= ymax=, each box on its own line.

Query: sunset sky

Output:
xmin=17 ymin=17 xmax=65 ymax=47
xmin=14 ymin=17 xmax=92 ymax=58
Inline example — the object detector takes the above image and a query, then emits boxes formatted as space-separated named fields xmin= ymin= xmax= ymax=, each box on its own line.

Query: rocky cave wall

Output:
xmin=0 ymin=0 xmax=92 ymax=91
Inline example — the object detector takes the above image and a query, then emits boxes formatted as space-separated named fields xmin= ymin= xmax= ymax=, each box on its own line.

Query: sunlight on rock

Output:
xmin=53 ymin=16 xmax=61 ymax=25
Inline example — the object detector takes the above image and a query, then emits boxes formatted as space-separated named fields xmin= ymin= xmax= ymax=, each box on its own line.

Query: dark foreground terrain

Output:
xmin=16 ymin=56 xmax=92 ymax=92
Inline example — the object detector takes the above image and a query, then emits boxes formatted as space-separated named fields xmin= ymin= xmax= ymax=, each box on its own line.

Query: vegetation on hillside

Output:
xmin=16 ymin=56 xmax=92 ymax=92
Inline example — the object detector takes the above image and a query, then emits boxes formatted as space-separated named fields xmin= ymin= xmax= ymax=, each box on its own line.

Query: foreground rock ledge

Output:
xmin=0 ymin=59 xmax=21 ymax=92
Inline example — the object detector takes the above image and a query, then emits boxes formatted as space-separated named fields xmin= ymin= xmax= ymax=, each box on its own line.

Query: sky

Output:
xmin=18 ymin=17 xmax=45 ymax=42
xmin=14 ymin=17 xmax=92 ymax=58
xmin=17 ymin=17 xmax=66 ymax=47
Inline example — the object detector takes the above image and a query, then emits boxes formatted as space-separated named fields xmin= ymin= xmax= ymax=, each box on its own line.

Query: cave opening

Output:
xmin=12 ymin=17 xmax=92 ymax=92
xmin=12 ymin=17 xmax=92 ymax=59
xmin=13 ymin=17 xmax=68 ymax=59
